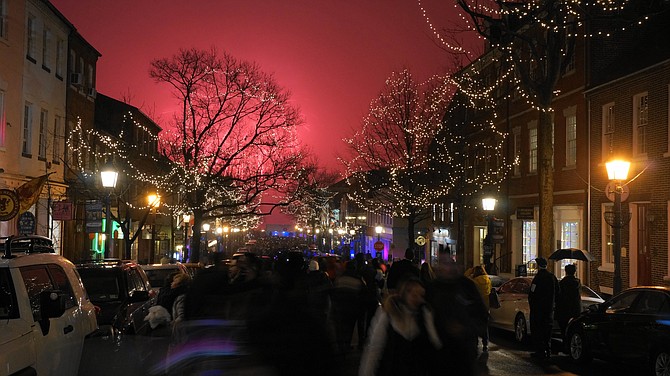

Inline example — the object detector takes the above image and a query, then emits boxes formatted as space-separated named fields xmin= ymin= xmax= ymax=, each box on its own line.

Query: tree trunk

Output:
xmin=538 ymin=110 xmax=555 ymax=259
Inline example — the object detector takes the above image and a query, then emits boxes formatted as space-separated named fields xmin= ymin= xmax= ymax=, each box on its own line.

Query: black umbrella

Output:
xmin=548 ymin=248 xmax=595 ymax=262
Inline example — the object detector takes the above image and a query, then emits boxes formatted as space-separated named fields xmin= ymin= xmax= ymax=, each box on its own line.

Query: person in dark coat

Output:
xmin=386 ymin=248 xmax=420 ymax=292
xmin=426 ymin=255 xmax=487 ymax=376
xmin=528 ymin=257 xmax=560 ymax=359
xmin=555 ymin=264 xmax=581 ymax=339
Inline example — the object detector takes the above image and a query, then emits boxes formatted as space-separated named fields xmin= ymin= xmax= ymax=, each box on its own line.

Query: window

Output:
xmin=26 ymin=15 xmax=36 ymax=62
xmin=22 ymin=102 xmax=33 ymax=155
xmin=529 ymin=125 xmax=538 ymax=173
xmin=602 ymin=102 xmax=615 ymax=162
xmin=522 ymin=221 xmax=537 ymax=265
xmin=42 ymin=28 xmax=51 ymax=71
xmin=56 ymin=38 xmax=65 ymax=78
xmin=20 ymin=266 xmax=54 ymax=322
xmin=39 ymin=109 xmax=47 ymax=159
xmin=0 ymin=91 xmax=5 ymax=147
xmin=633 ymin=92 xmax=648 ymax=156
xmin=0 ymin=0 xmax=7 ymax=40
xmin=565 ymin=109 xmax=577 ymax=167
xmin=53 ymin=115 xmax=62 ymax=163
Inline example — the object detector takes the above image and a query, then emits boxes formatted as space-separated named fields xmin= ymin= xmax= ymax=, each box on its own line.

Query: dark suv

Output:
xmin=76 ymin=260 xmax=154 ymax=336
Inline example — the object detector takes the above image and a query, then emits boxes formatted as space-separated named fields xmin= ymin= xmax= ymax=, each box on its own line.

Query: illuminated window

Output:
xmin=522 ymin=221 xmax=537 ymax=265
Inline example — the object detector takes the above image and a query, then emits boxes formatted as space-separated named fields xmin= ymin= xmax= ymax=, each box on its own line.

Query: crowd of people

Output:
xmin=144 ymin=249 xmax=582 ymax=376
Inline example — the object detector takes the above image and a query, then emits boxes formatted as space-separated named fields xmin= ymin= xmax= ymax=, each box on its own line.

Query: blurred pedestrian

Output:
xmin=247 ymin=251 xmax=341 ymax=376
xmin=426 ymin=255 xmax=487 ymax=376
xmin=386 ymin=248 xmax=420 ymax=293
xmin=420 ymin=262 xmax=435 ymax=285
xmin=306 ymin=258 xmax=333 ymax=323
xmin=359 ymin=277 xmax=441 ymax=376
xmin=331 ymin=260 xmax=365 ymax=355
xmin=555 ymin=263 xmax=581 ymax=340
xmin=528 ymin=257 xmax=559 ymax=359
xmin=170 ymin=272 xmax=191 ymax=324
xmin=469 ymin=265 xmax=492 ymax=352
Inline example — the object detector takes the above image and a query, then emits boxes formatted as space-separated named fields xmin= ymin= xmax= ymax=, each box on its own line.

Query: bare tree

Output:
xmin=148 ymin=48 xmax=310 ymax=262
xmin=342 ymin=69 xmax=452 ymax=249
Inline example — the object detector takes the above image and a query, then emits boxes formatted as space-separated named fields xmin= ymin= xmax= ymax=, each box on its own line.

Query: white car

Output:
xmin=489 ymin=276 xmax=604 ymax=343
xmin=0 ymin=235 xmax=97 ymax=375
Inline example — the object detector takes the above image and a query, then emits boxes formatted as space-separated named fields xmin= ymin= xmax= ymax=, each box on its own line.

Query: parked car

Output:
xmin=140 ymin=263 xmax=189 ymax=293
xmin=489 ymin=276 xmax=604 ymax=343
xmin=0 ymin=235 xmax=97 ymax=375
xmin=566 ymin=286 xmax=670 ymax=376
xmin=76 ymin=259 xmax=154 ymax=336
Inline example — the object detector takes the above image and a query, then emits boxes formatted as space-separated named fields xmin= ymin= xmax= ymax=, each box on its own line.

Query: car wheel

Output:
xmin=651 ymin=349 xmax=670 ymax=376
xmin=568 ymin=330 xmax=592 ymax=364
xmin=514 ymin=314 xmax=527 ymax=343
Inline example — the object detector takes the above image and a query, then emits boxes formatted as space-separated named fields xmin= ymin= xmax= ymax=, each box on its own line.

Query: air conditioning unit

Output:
xmin=87 ymin=87 xmax=96 ymax=97
xmin=70 ymin=73 xmax=82 ymax=85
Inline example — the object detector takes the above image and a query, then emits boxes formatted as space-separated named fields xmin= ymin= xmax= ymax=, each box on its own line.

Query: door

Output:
xmin=20 ymin=265 xmax=81 ymax=376
xmin=637 ymin=205 xmax=652 ymax=285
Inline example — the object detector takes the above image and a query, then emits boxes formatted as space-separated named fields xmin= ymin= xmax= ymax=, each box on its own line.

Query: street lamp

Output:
xmin=606 ymin=159 xmax=630 ymax=295
xmin=375 ymin=225 xmax=383 ymax=241
xmin=147 ymin=194 xmax=160 ymax=263
xmin=100 ymin=160 xmax=118 ymax=259
xmin=482 ymin=197 xmax=497 ymax=273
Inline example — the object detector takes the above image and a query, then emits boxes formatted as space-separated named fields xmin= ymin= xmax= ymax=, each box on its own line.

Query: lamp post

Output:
xmin=606 ymin=159 xmax=630 ymax=295
xmin=183 ymin=213 xmax=191 ymax=261
xmin=147 ymin=194 xmax=161 ymax=264
xmin=100 ymin=161 xmax=118 ymax=259
xmin=482 ymin=197 xmax=497 ymax=274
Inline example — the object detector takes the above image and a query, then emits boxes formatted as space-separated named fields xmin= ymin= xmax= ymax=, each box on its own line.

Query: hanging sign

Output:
xmin=52 ymin=201 xmax=73 ymax=221
xmin=0 ymin=189 xmax=20 ymax=221
xmin=17 ymin=211 xmax=36 ymax=235
xmin=85 ymin=200 xmax=103 ymax=233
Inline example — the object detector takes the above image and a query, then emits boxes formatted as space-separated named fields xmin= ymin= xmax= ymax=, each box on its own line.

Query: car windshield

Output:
xmin=78 ymin=270 xmax=121 ymax=302
xmin=580 ymin=286 xmax=603 ymax=300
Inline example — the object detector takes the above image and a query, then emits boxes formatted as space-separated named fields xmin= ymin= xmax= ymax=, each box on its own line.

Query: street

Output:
xmin=80 ymin=326 xmax=641 ymax=376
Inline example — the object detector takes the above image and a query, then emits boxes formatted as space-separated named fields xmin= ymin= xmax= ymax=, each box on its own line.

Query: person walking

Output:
xmin=426 ymin=255 xmax=487 ymax=376
xmin=419 ymin=262 xmax=435 ymax=286
xmin=359 ymin=277 xmax=442 ymax=376
xmin=386 ymin=248 xmax=420 ymax=293
xmin=555 ymin=263 xmax=581 ymax=340
xmin=528 ymin=257 xmax=559 ymax=359
xmin=469 ymin=265 xmax=492 ymax=353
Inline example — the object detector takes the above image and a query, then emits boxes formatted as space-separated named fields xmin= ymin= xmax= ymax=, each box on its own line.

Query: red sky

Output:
xmin=51 ymin=0 xmax=473 ymax=172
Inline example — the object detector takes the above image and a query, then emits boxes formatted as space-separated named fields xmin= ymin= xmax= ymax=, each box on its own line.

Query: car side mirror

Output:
xmin=128 ymin=290 xmax=150 ymax=303
xmin=38 ymin=290 xmax=67 ymax=335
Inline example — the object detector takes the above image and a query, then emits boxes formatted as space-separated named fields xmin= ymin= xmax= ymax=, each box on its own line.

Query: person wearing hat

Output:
xmin=528 ymin=257 xmax=559 ymax=359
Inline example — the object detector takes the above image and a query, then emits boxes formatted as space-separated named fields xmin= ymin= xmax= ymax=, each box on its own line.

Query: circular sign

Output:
xmin=17 ymin=211 xmax=36 ymax=235
xmin=0 ymin=189 xmax=20 ymax=221
xmin=374 ymin=241 xmax=384 ymax=251
xmin=605 ymin=181 xmax=630 ymax=202
xmin=415 ymin=236 xmax=426 ymax=246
